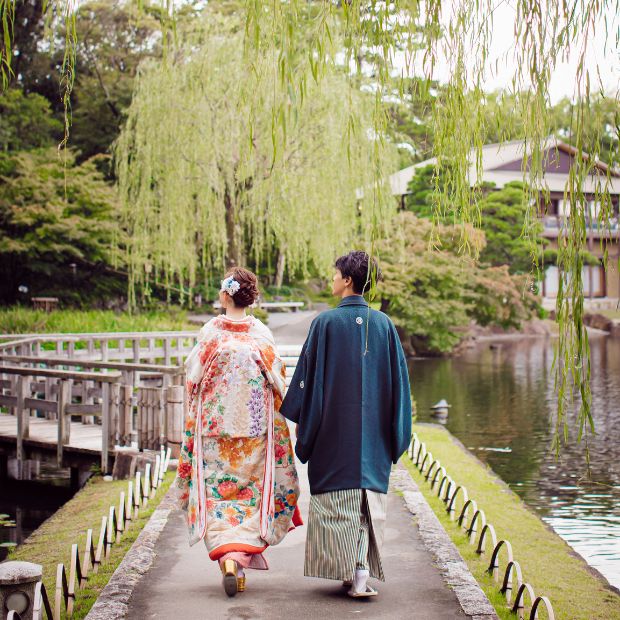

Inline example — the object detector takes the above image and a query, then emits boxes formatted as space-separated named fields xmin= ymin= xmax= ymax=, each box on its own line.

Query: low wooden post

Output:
xmin=166 ymin=385 xmax=184 ymax=458
xmin=57 ymin=379 xmax=71 ymax=467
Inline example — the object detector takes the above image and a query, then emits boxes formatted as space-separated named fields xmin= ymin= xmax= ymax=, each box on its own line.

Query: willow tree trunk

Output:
xmin=224 ymin=184 xmax=241 ymax=268
xmin=275 ymin=247 xmax=286 ymax=288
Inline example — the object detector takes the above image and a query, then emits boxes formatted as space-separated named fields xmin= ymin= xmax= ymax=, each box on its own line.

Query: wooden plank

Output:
xmin=25 ymin=398 xmax=57 ymax=413
xmin=119 ymin=385 xmax=133 ymax=446
xmin=0 ymin=394 xmax=16 ymax=407
xmin=65 ymin=404 xmax=102 ymax=416
xmin=16 ymin=376 xmax=26 ymax=478
xmin=0 ymin=355 xmax=184 ymax=375
xmin=0 ymin=365 xmax=121 ymax=382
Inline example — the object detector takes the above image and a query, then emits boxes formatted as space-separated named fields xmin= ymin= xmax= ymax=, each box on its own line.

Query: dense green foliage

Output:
xmin=406 ymin=166 xmax=544 ymax=274
xmin=379 ymin=212 xmax=538 ymax=354
xmin=0 ymin=88 xmax=62 ymax=151
xmin=0 ymin=148 xmax=121 ymax=305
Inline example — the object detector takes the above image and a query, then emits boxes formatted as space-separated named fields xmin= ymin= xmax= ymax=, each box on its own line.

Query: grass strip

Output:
xmin=0 ymin=308 xmax=196 ymax=335
xmin=10 ymin=472 xmax=173 ymax=619
xmin=406 ymin=424 xmax=620 ymax=620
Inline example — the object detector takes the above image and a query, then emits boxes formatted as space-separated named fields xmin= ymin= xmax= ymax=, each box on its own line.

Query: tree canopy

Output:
xmin=115 ymin=12 xmax=397 ymax=304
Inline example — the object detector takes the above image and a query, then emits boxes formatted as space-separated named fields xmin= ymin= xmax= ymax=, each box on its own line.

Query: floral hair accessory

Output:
xmin=220 ymin=276 xmax=241 ymax=297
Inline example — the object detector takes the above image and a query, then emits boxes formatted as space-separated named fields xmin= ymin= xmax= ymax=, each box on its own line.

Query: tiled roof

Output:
xmin=390 ymin=137 xmax=620 ymax=196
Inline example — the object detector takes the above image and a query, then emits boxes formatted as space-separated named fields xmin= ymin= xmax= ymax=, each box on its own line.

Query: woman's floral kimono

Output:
xmin=175 ymin=314 xmax=301 ymax=562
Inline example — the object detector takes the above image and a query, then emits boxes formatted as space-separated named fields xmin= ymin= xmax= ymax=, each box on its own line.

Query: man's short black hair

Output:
xmin=334 ymin=251 xmax=382 ymax=295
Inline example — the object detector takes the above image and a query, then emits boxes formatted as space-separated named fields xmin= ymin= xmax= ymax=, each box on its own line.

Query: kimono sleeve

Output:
xmin=389 ymin=321 xmax=412 ymax=464
xmin=280 ymin=319 xmax=324 ymax=463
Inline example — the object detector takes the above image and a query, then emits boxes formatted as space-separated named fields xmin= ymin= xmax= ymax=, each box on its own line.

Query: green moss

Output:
xmin=406 ymin=424 xmax=620 ymax=620
xmin=9 ymin=473 xmax=173 ymax=619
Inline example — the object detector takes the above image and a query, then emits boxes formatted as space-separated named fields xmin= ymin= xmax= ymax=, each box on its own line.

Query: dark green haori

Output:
xmin=280 ymin=295 xmax=412 ymax=495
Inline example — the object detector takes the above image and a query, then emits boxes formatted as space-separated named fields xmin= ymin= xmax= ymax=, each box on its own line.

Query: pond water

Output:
xmin=0 ymin=468 xmax=76 ymax=562
xmin=411 ymin=334 xmax=620 ymax=591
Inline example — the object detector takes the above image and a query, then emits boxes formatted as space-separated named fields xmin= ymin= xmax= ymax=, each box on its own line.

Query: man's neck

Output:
xmin=340 ymin=291 xmax=363 ymax=300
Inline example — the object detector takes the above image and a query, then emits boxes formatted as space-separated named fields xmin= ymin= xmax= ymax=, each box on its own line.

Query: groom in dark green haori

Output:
xmin=281 ymin=250 xmax=412 ymax=598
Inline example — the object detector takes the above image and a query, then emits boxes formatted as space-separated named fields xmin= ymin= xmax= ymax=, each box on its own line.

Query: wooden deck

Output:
xmin=0 ymin=413 xmax=106 ymax=471
xmin=0 ymin=414 xmax=102 ymax=452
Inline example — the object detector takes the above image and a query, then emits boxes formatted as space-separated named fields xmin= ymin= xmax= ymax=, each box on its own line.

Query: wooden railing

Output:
xmin=0 ymin=362 xmax=184 ymax=472
xmin=0 ymin=332 xmax=198 ymax=366
xmin=0 ymin=333 xmax=302 ymax=476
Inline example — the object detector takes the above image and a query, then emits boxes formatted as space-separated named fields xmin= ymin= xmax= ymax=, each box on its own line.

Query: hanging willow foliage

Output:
xmin=114 ymin=12 xmax=398 ymax=306
xmin=2 ymin=0 xmax=618 ymax=454
xmin=240 ymin=0 xmax=619 ymax=457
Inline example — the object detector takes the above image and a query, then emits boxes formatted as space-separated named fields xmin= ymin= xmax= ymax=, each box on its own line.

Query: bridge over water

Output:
xmin=0 ymin=330 xmax=301 ymax=480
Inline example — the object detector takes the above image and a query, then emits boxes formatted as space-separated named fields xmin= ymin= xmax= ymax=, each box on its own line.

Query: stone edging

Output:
xmin=84 ymin=487 xmax=178 ymax=620
xmin=391 ymin=465 xmax=499 ymax=620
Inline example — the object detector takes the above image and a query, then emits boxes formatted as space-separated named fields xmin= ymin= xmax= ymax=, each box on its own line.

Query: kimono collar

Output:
xmin=337 ymin=295 xmax=369 ymax=308
xmin=214 ymin=314 xmax=255 ymax=333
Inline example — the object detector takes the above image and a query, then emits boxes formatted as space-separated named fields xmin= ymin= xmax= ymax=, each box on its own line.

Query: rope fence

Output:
xmin=407 ymin=433 xmax=556 ymax=620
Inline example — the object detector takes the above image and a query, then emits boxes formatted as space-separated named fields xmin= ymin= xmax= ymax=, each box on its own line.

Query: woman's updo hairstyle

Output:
xmin=223 ymin=267 xmax=260 ymax=308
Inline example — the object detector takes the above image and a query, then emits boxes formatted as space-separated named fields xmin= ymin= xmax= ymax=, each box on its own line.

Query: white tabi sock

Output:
xmin=237 ymin=567 xmax=245 ymax=578
xmin=352 ymin=568 xmax=370 ymax=593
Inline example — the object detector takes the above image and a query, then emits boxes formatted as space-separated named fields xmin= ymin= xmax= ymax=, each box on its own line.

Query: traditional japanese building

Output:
xmin=389 ymin=139 xmax=620 ymax=308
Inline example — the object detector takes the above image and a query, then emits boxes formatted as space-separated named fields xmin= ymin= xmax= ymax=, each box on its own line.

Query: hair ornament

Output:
xmin=220 ymin=276 xmax=241 ymax=297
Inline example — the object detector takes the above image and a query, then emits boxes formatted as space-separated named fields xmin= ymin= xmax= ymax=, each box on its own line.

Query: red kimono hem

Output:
xmin=209 ymin=543 xmax=268 ymax=561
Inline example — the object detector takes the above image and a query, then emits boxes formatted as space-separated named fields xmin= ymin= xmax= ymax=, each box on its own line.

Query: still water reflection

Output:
xmin=411 ymin=334 xmax=620 ymax=590
xmin=0 ymin=468 xmax=75 ymax=562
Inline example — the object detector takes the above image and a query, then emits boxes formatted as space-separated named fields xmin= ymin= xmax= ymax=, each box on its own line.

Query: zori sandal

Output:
xmin=348 ymin=584 xmax=378 ymax=598
xmin=221 ymin=559 xmax=238 ymax=597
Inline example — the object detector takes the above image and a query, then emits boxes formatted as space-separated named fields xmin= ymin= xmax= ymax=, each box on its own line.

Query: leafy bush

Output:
xmin=378 ymin=212 xmax=538 ymax=354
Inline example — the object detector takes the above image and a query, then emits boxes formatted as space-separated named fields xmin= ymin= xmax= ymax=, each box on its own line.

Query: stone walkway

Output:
xmin=125 ymin=462 xmax=478 ymax=619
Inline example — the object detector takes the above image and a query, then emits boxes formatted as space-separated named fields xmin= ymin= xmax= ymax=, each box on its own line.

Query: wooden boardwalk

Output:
xmin=0 ymin=414 xmax=103 ymax=454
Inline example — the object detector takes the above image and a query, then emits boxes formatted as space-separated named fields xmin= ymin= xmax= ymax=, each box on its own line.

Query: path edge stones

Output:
xmin=84 ymin=486 xmax=177 ymax=620
xmin=391 ymin=464 xmax=499 ymax=620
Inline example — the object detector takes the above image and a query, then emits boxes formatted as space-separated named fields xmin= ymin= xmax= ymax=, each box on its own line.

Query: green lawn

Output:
xmin=9 ymin=473 xmax=173 ymax=619
xmin=406 ymin=424 xmax=620 ymax=620
xmin=0 ymin=307 xmax=196 ymax=336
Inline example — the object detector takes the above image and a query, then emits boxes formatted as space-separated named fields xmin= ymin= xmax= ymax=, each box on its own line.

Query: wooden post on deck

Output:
xmin=166 ymin=385 xmax=184 ymax=458
xmin=16 ymin=375 xmax=29 ymax=479
xmin=57 ymin=379 xmax=71 ymax=467
xmin=101 ymin=383 xmax=111 ymax=474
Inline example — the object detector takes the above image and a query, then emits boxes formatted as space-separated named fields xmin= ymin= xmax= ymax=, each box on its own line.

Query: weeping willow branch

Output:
xmin=0 ymin=0 xmax=16 ymax=89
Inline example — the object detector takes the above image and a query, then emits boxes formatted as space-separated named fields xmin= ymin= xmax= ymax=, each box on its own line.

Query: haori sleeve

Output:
xmin=280 ymin=318 xmax=325 ymax=463
xmin=389 ymin=320 xmax=413 ymax=464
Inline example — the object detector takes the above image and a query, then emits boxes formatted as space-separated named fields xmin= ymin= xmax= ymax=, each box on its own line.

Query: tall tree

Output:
xmin=115 ymin=13 xmax=397 ymax=304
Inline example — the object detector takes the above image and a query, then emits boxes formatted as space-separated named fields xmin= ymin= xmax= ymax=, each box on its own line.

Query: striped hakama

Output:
xmin=304 ymin=489 xmax=387 ymax=582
